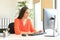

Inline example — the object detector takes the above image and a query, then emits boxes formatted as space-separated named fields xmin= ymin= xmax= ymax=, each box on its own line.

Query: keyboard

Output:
xmin=28 ymin=32 xmax=44 ymax=36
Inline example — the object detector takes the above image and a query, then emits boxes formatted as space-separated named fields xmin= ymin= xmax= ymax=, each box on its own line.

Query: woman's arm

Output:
xmin=14 ymin=19 xmax=21 ymax=35
xmin=28 ymin=19 xmax=36 ymax=33
xmin=29 ymin=19 xmax=43 ymax=34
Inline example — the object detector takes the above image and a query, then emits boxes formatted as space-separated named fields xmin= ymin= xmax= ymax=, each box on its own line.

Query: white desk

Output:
xmin=0 ymin=29 xmax=60 ymax=40
xmin=2 ymin=34 xmax=60 ymax=40
xmin=4 ymin=29 xmax=60 ymax=40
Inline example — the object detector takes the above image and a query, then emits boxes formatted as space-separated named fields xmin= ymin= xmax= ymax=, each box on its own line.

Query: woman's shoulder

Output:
xmin=27 ymin=17 xmax=31 ymax=20
xmin=15 ymin=18 xmax=19 ymax=20
xmin=27 ymin=18 xmax=31 ymax=21
xmin=14 ymin=18 xmax=21 ymax=22
xmin=27 ymin=18 xmax=32 ymax=23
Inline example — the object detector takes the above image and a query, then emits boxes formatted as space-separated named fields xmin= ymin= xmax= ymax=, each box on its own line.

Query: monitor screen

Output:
xmin=43 ymin=8 xmax=57 ymax=33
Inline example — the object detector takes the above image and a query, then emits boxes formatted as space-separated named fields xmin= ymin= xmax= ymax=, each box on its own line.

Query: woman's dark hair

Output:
xmin=17 ymin=6 xmax=28 ymax=19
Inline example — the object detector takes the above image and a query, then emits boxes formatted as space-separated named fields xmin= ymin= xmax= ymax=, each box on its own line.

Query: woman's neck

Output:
xmin=22 ymin=17 xmax=27 ymax=26
xmin=22 ymin=17 xmax=27 ymax=21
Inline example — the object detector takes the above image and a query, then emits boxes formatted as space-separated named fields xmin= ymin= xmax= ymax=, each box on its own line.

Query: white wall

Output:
xmin=56 ymin=0 xmax=60 ymax=35
xmin=0 ymin=0 xmax=18 ymax=22
xmin=34 ymin=1 xmax=43 ymax=31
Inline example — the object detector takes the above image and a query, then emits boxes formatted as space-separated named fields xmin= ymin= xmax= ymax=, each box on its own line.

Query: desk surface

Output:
xmin=0 ymin=29 xmax=60 ymax=40
xmin=0 ymin=34 xmax=60 ymax=40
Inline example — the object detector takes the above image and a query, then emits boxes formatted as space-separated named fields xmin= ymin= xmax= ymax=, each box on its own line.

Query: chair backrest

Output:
xmin=8 ymin=22 xmax=15 ymax=34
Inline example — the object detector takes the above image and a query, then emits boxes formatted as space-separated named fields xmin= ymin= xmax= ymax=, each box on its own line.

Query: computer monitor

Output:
xmin=43 ymin=8 xmax=57 ymax=36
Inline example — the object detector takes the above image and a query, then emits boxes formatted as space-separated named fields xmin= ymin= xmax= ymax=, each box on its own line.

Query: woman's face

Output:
xmin=23 ymin=9 xmax=30 ymax=18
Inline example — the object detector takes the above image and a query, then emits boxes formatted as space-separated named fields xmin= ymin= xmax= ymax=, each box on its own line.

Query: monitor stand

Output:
xmin=44 ymin=29 xmax=58 ymax=37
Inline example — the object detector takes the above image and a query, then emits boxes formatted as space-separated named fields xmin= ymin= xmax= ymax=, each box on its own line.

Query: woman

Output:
xmin=14 ymin=6 xmax=36 ymax=35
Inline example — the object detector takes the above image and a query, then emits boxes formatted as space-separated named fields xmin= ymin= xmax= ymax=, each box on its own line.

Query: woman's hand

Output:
xmin=38 ymin=30 xmax=43 ymax=32
xmin=34 ymin=30 xmax=43 ymax=34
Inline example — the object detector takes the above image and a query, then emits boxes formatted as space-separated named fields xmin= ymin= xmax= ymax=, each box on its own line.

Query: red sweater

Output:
xmin=14 ymin=18 xmax=35 ymax=34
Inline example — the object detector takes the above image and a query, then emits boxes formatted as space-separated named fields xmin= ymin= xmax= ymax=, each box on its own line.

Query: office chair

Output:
xmin=8 ymin=22 xmax=15 ymax=34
